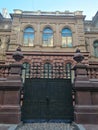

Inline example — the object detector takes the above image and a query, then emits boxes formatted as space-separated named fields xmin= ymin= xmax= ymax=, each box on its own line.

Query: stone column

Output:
xmin=0 ymin=46 xmax=23 ymax=124
xmin=73 ymin=49 xmax=98 ymax=124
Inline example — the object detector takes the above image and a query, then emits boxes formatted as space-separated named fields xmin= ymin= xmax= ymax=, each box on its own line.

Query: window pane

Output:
xmin=67 ymin=37 xmax=72 ymax=47
xmin=24 ymin=27 xmax=34 ymax=33
xmin=43 ymin=27 xmax=53 ymax=33
xmin=62 ymin=37 xmax=67 ymax=47
xmin=43 ymin=27 xmax=53 ymax=47
xmin=44 ymin=63 xmax=52 ymax=78
xmin=94 ymin=41 xmax=98 ymax=57
xmin=61 ymin=28 xmax=72 ymax=47
xmin=23 ymin=27 xmax=34 ymax=46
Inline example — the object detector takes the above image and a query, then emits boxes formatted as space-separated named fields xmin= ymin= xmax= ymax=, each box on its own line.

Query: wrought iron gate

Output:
xmin=22 ymin=78 xmax=74 ymax=122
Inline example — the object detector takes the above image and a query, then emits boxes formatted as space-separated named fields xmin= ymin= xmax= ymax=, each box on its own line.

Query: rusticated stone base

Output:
xmin=0 ymin=105 xmax=21 ymax=124
xmin=74 ymin=105 xmax=98 ymax=124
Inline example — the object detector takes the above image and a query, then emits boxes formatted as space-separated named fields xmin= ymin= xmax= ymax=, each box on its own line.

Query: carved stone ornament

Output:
xmin=73 ymin=49 xmax=84 ymax=63
xmin=13 ymin=46 xmax=24 ymax=61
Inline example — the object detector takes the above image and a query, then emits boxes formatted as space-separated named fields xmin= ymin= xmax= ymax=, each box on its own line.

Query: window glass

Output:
xmin=43 ymin=27 xmax=53 ymax=47
xmin=94 ymin=41 xmax=98 ymax=57
xmin=23 ymin=27 xmax=34 ymax=46
xmin=44 ymin=63 xmax=52 ymax=78
xmin=62 ymin=28 xmax=72 ymax=47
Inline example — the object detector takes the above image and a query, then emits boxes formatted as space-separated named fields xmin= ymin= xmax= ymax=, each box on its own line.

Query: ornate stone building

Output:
xmin=0 ymin=9 xmax=98 ymax=124
xmin=0 ymin=10 xmax=98 ymax=74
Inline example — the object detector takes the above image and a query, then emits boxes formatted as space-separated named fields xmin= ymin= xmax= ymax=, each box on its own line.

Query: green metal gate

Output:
xmin=22 ymin=78 xmax=74 ymax=122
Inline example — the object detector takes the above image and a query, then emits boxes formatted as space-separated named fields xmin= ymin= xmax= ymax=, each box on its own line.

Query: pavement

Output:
xmin=0 ymin=124 xmax=17 ymax=130
xmin=82 ymin=124 xmax=98 ymax=130
xmin=0 ymin=123 xmax=98 ymax=130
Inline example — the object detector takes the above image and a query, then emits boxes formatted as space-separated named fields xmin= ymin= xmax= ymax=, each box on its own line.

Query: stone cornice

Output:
xmin=10 ymin=10 xmax=85 ymax=20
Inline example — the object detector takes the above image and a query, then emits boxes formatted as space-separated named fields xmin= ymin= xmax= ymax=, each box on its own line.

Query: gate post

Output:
xmin=73 ymin=49 xmax=98 ymax=124
xmin=0 ymin=46 xmax=23 ymax=124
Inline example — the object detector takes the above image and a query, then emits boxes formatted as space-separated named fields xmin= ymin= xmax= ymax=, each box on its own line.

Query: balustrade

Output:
xmin=87 ymin=66 xmax=98 ymax=79
xmin=0 ymin=65 xmax=10 ymax=78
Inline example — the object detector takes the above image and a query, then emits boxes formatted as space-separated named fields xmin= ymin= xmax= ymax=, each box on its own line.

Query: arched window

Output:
xmin=22 ymin=62 xmax=30 ymax=83
xmin=44 ymin=63 xmax=52 ymax=78
xmin=23 ymin=27 xmax=34 ymax=46
xmin=93 ymin=41 xmax=98 ymax=57
xmin=65 ymin=63 xmax=72 ymax=79
xmin=61 ymin=28 xmax=72 ymax=47
xmin=42 ymin=27 xmax=53 ymax=47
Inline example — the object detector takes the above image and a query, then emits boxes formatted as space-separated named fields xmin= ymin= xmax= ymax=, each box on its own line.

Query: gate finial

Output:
xmin=73 ymin=48 xmax=84 ymax=63
xmin=13 ymin=46 xmax=24 ymax=61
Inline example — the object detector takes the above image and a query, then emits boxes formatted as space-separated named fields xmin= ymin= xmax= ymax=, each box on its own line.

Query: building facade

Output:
xmin=0 ymin=9 xmax=98 ymax=124
xmin=0 ymin=10 xmax=98 ymax=74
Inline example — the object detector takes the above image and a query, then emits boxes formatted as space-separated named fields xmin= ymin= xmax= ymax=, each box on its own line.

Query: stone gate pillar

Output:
xmin=73 ymin=49 xmax=98 ymax=124
xmin=0 ymin=46 xmax=23 ymax=124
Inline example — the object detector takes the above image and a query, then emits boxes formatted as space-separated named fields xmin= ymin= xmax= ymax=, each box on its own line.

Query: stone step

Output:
xmin=16 ymin=123 xmax=78 ymax=130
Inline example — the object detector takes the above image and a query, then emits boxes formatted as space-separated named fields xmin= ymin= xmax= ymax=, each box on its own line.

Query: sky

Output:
xmin=0 ymin=0 xmax=98 ymax=20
